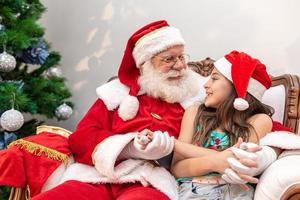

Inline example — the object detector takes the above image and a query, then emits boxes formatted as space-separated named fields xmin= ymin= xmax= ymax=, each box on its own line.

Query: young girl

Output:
xmin=169 ymin=50 xmax=274 ymax=199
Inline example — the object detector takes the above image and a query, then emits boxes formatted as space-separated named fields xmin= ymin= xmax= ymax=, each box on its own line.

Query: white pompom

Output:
xmin=233 ymin=98 xmax=249 ymax=111
xmin=118 ymin=95 xmax=139 ymax=121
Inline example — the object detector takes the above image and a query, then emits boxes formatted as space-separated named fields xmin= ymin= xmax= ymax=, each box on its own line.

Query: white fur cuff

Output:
xmin=92 ymin=133 xmax=136 ymax=179
xmin=260 ymin=131 xmax=300 ymax=149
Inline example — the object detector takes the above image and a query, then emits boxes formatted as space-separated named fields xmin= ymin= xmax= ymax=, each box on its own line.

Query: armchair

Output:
xmin=254 ymin=74 xmax=300 ymax=200
xmin=8 ymin=58 xmax=300 ymax=200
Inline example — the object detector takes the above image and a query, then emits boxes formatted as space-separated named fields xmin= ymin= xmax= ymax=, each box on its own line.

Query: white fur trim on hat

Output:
xmin=233 ymin=98 xmax=249 ymax=111
xmin=133 ymin=26 xmax=185 ymax=67
xmin=214 ymin=57 xmax=267 ymax=101
xmin=118 ymin=95 xmax=139 ymax=121
xmin=214 ymin=57 xmax=232 ymax=81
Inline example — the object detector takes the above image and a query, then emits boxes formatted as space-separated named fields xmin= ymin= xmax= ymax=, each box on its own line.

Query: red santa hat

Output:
xmin=117 ymin=20 xmax=185 ymax=120
xmin=214 ymin=50 xmax=272 ymax=111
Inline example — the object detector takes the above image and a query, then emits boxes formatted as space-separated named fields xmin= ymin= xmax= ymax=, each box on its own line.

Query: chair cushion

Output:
xmin=262 ymin=85 xmax=286 ymax=123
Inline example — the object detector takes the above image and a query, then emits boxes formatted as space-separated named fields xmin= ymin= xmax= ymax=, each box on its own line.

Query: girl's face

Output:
xmin=204 ymin=68 xmax=233 ymax=108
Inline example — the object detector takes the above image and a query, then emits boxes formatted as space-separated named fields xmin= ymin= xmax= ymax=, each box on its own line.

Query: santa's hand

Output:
xmin=120 ymin=131 xmax=174 ymax=160
xmin=140 ymin=131 xmax=174 ymax=160
xmin=222 ymin=171 xmax=258 ymax=191
xmin=221 ymin=159 xmax=259 ymax=187
xmin=222 ymin=169 xmax=247 ymax=184
xmin=228 ymin=143 xmax=277 ymax=177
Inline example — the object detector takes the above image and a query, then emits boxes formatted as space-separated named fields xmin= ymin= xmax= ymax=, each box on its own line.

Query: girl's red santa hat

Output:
xmin=117 ymin=20 xmax=185 ymax=120
xmin=214 ymin=50 xmax=272 ymax=111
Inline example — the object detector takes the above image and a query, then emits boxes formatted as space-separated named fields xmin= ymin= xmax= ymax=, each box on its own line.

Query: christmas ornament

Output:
xmin=16 ymin=39 xmax=49 ymax=65
xmin=0 ymin=51 xmax=17 ymax=72
xmin=55 ymin=103 xmax=73 ymax=120
xmin=43 ymin=67 xmax=63 ymax=78
xmin=0 ymin=132 xmax=17 ymax=150
xmin=0 ymin=109 xmax=24 ymax=131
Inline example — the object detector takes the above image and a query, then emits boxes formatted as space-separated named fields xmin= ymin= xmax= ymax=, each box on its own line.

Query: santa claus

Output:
xmin=26 ymin=20 xmax=206 ymax=200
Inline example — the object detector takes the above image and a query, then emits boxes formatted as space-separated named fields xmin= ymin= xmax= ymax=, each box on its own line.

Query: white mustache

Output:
xmin=162 ymin=69 xmax=186 ymax=78
xmin=138 ymin=61 xmax=199 ymax=103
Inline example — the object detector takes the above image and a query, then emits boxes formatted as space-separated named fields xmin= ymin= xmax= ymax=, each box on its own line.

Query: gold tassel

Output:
xmin=8 ymin=139 xmax=69 ymax=165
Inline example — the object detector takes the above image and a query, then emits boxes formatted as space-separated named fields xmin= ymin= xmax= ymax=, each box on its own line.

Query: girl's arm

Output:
xmin=171 ymin=105 xmax=225 ymax=178
xmin=248 ymin=113 xmax=281 ymax=155
xmin=174 ymin=139 xmax=217 ymax=159
xmin=248 ymin=113 xmax=273 ymax=142
xmin=172 ymin=105 xmax=216 ymax=163
xmin=171 ymin=148 xmax=233 ymax=178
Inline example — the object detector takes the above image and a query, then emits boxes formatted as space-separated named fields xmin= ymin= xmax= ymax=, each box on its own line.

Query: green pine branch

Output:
xmin=0 ymin=1 xmax=74 ymax=198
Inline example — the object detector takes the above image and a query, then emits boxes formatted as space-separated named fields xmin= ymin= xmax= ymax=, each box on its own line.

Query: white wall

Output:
xmin=40 ymin=0 xmax=300 ymax=132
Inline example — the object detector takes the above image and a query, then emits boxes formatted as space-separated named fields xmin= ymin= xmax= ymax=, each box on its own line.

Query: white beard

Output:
xmin=138 ymin=61 xmax=200 ymax=103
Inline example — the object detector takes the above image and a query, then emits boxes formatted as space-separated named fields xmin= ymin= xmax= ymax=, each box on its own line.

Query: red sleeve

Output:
xmin=272 ymin=120 xmax=293 ymax=132
xmin=69 ymin=99 xmax=114 ymax=165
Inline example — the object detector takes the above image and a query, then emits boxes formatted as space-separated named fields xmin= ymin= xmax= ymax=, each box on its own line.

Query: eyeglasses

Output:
xmin=154 ymin=53 xmax=190 ymax=66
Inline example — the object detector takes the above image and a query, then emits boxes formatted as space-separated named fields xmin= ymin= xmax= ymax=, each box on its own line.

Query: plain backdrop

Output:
xmin=39 ymin=0 xmax=300 ymax=132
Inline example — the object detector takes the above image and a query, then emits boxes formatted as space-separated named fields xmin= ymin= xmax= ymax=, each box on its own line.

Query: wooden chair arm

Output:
xmin=8 ymin=187 xmax=27 ymax=200
xmin=281 ymin=184 xmax=300 ymax=200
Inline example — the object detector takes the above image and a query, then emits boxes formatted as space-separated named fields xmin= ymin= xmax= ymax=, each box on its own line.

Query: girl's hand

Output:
xmin=136 ymin=129 xmax=153 ymax=150
xmin=214 ymin=148 xmax=235 ymax=174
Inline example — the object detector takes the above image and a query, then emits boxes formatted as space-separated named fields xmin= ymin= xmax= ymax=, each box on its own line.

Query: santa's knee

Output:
xmin=32 ymin=180 xmax=112 ymax=200
xmin=118 ymin=186 xmax=170 ymax=200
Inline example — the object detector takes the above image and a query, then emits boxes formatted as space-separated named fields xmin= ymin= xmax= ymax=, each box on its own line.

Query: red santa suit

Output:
xmin=31 ymin=20 xmax=204 ymax=200
xmin=34 ymin=67 xmax=206 ymax=199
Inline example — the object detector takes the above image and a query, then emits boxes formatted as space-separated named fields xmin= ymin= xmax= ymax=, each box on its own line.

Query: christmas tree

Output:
xmin=0 ymin=1 xmax=73 ymax=199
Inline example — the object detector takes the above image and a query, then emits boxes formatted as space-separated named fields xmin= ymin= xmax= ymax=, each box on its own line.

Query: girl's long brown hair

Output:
xmin=192 ymin=83 xmax=274 ymax=146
